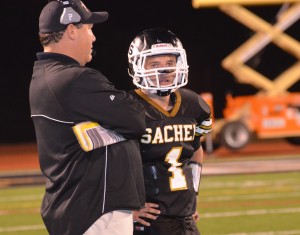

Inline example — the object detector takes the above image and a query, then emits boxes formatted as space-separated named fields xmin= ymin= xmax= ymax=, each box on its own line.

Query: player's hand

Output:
xmin=192 ymin=210 xmax=200 ymax=222
xmin=133 ymin=202 xmax=161 ymax=226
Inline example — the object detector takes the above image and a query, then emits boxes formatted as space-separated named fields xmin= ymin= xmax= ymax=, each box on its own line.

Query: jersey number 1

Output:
xmin=165 ymin=147 xmax=188 ymax=191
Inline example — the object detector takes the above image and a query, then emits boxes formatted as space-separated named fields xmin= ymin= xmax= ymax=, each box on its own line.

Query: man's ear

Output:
xmin=66 ymin=24 xmax=77 ymax=40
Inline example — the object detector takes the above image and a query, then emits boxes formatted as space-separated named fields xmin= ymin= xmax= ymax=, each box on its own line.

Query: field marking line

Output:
xmin=202 ymin=192 xmax=300 ymax=202
xmin=0 ymin=194 xmax=43 ymax=202
xmin=201 ymin=207 xmax=300 ymax=218
xmin=0 ymin=225 xmax=45 ymax=232
xmin=202 ymin=179 xmax=300 ymax=189
xmin=218 ymin=230 xmax=300 ymax=235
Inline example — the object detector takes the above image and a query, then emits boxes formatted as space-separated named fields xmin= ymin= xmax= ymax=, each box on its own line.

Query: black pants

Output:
xmin=133 ymin=215 xmax=200 ymax=235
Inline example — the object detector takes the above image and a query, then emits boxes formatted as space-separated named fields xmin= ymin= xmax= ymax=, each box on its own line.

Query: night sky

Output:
xmin=1 ymin=0 xmax=299 ymax=143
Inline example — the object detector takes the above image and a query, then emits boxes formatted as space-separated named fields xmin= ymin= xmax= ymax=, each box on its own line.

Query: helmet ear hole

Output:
xmin=127 ymin=27 xmax=189 ymax=93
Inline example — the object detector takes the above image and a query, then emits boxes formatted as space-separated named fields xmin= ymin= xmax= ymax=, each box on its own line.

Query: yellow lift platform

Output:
xmin=193 ymin=0 xmax=300 ymax=151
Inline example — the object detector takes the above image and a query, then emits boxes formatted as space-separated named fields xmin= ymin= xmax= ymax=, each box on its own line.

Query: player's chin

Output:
xmin=160 ymin=80 xmax=173 ymax=85
xmin=160 ymin=83 xmax=173 ymax=88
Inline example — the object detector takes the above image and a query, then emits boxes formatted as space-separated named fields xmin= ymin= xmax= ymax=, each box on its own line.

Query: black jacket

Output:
xmin=29 ymin=53 xmax=146 ymax=235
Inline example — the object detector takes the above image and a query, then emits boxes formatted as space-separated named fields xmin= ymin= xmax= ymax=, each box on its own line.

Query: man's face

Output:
xmin=144 ymin=54 xmax=176 ymax=87
xmin=76 ymin=24 xmax=96 ymax=65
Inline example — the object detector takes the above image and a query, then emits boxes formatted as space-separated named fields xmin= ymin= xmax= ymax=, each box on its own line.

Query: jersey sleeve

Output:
xmin=179 ymin=88 xmax=212 ymax=151
xmin=194 ymin=95 xmax=212 ymax=137
xmin=66 ymin=68 xmax=146 ymax=139
xmin=183 ymin=89 xmax=212 ymax=151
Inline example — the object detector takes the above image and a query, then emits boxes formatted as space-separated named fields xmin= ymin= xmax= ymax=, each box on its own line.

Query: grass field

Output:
xmin=0 ymin=171 xmax=300 ymax=235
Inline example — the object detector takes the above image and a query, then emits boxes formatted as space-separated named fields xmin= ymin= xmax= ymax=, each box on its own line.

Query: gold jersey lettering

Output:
xmin=164 ymin=125 xmax=174 ymax=143
xmin=183 ymin=124 xmax=195 ymax=141
xmin=141 ymin=125 xmax=196 ymax=144
xmin=152 ymin=127 xmax=164 ymax=144
xmin=173 ymin=125 xmax=183 ymax=142
xmin=141 ymin=128 xmax=152 ymax=144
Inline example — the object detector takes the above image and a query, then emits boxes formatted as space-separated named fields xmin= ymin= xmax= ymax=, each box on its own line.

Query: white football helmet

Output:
xmin=128 ymin=28 xmax=189 ymax=96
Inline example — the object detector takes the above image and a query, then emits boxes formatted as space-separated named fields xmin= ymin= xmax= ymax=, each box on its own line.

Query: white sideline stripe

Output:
xmin=202 ymin=192 xmax=300 ymax=202
xmin=219 ymin=230 xmax=300 ymax=235
xmin=0 ymin=194 xmax=43 ymax=202
xmin=202 ymin=179 xmax=300 ymax=189
xmin=201 ymin=207 xmax=300 ymax=218
xmin=0 ymin=225 xmax=45 ymax=232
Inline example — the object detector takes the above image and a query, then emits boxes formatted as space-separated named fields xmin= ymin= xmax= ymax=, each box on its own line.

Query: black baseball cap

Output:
xmin=39 ymin=0 xmax=108 ymax=33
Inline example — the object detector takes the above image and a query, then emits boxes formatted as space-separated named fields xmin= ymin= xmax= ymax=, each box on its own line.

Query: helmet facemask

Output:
xmin=129 ymin=43 xmax=189 ymax=96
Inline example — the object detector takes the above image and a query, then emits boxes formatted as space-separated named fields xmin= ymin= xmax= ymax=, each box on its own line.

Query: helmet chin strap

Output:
xmin=156 ymin=89 xmax=172 ymax=96
xmin=145 ymin=88 xmax=171 ymax=96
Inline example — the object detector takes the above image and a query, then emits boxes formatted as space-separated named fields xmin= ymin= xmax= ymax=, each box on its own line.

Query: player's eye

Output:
xmin=166 ymin=62 xmax=176 ymax=67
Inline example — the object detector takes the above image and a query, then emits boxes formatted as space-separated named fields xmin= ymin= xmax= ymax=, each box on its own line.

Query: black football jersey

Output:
xmin=131 ymin=88 xmax=211 ymax=217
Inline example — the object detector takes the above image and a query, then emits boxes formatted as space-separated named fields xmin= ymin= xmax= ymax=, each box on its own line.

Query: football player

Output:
xmin=127 ymin=27 xmax=212 ymax=235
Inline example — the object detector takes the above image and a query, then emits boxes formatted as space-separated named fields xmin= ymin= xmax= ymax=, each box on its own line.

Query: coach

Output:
xmin=29 ymin=0 xmax=146 ymax=234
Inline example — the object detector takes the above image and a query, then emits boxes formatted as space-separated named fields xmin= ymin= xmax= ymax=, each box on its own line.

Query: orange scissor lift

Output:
xmin=193 ymin=0 xmax=300 ymax=151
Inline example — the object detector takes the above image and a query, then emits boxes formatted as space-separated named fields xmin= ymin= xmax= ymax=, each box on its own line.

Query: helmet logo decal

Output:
xmin=152 ymin=43 xmax=173 ymax=49
xmin=110 ymin=95 xmax=115 ymax=101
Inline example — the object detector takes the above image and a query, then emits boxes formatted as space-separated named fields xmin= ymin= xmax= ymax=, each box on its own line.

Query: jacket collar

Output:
xmin=36 ymin=52 xmax=80 ymax=65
